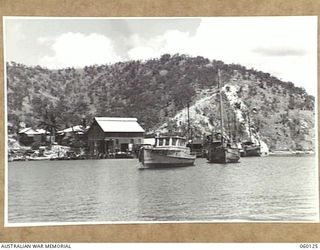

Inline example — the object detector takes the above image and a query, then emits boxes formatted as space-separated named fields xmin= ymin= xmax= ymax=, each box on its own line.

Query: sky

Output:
xmin=3 ymin=16 xmax=317 ymax=94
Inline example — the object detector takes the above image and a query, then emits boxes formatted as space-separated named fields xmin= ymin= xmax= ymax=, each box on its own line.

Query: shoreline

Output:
xmin=269 ymin=150 xmax=315 ymax=156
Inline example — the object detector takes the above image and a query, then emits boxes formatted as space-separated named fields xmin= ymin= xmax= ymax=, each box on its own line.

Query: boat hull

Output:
xmin=207 ymin=146 xmax=240 ymax=163
xmin=241 ymin=145 xmax=261 ymax=157
xmin=139 ymin=147 xmax=196 ymax=168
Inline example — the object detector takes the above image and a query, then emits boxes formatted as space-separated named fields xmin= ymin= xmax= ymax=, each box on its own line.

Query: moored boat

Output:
xmin=206 ymin=69 xmax=240 ymax=164
xmin=240 ymin=141 xmax=261 ymax=157
xmin=27 ymin=156 xmax=51 ymax=161
xmin=207 ymin=134 xmax=240 ymax=163
xmin=115 ymin=151 xmax=134 ymax=159
xmin=187 ymin=139 xmax=206 ymax=158
xmin=240 ymin=107 xmax=269 ymax=157
xmin=138 ymin=135 xmax=196 ymax=168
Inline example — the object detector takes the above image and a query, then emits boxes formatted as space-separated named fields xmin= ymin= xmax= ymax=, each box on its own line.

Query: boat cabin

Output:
xmin=155 ymin=136 xmax=187 ymax=148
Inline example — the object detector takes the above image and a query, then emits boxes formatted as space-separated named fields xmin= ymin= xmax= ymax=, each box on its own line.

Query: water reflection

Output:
xmin=8 ymin=156 xmax=318 ymax=223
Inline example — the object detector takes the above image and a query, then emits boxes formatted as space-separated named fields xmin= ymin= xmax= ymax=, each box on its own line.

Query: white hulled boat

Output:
xmin=138 ymin=135 xmax=196 ymax=168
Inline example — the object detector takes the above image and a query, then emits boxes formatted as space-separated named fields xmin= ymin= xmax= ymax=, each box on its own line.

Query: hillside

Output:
xmin=6 ymin=54 xmax=315 ymax=151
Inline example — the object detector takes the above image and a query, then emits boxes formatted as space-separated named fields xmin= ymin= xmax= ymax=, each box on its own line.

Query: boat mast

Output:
xmin=247 ymin=110 xmax=252 ymax=142
xmin=217 ymin=69 xmax=224 ymax=143
xmin=233 ymin=111 xmax=237 ymax=143
xmin=187 ymin=102 xmax=190 ymax=139
xmin=227 ymin=112 xmax=231 ymax=142
xmin=187 ymin=102 xmax=193 ymax=151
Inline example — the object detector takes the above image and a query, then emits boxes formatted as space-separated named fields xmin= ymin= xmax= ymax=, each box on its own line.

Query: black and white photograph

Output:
xmin=4 ymin=16 xmax=318 ymax=226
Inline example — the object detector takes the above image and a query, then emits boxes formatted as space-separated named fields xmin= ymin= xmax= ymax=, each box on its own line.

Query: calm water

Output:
xmin=8 ymin=156 xmax=319 ymax=223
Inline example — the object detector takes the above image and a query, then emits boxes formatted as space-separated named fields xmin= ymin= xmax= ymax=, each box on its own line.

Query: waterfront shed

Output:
xmin=18 ymin=128 xmax=48 ymax=146
xmin=56 ymin=125 xmax=88 ymax=146
xmin=86 ymin=117 xmax=145 ymax=156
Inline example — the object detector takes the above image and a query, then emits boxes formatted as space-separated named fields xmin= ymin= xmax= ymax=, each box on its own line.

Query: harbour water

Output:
xmin=8 ymin=156 xmax=319 ymax=224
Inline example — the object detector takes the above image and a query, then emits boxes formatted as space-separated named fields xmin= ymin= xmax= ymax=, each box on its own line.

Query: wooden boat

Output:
xmin=206 ymin=69 xmax=240 ymax=163
xmin=138 ymin=135 xmax=196 ymax=168
xmin=27 ymin=156 xmax=51 ymax=161
xmin=240 ymin=109 xmax=262 ymax=157
xmin=187 ymin=139 xmax=205 ymax=158
xmin=240 ymin=141 xmax=261 ymax=157
xmin=114 ymin=151 xmax=134 ymax=159
xmin=207 ymin=134 xmax=240 ymax=163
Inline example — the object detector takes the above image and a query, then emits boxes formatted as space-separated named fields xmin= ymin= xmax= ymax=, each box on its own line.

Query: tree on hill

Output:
xmin=38 ymin=108 xmax=60 ymax=144
xmin=6 ymin=54 xmax=315 ymax=150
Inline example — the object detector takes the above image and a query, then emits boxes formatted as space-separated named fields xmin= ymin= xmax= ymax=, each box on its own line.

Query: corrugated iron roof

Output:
xmin=19 ymin=127 xmax=32 ymax=134
xmin=18 ymin=128 xmax=49 ymax=135
xmin=94 ymin=117 xmax=145 ymax=133
xmin=57 ymin=125 xmax=84 ymax=134
xmin=36 ymin=129 xmax=50 ymax=134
